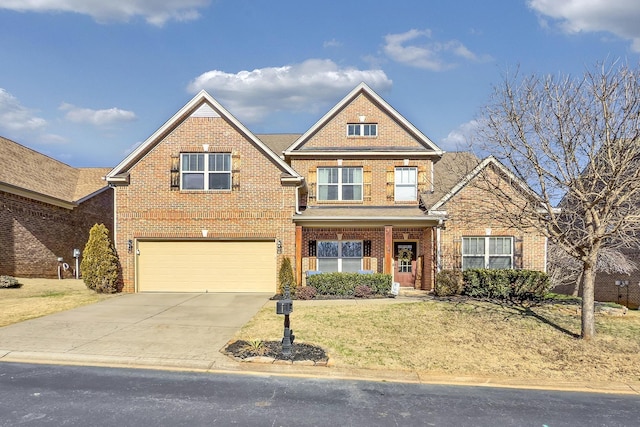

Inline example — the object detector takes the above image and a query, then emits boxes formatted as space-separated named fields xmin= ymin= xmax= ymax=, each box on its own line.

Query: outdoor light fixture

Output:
xmin=276 ymin=239 xmax=282 ymax=254
xmin=127 ymin=239 xmax=133 ymax=253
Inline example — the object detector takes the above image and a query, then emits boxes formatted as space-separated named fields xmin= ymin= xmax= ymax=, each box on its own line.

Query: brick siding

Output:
xmin=0 ymin=189 xmax=113 ymax=278
xmin=115 ymin=116 xmax=298 ymax=293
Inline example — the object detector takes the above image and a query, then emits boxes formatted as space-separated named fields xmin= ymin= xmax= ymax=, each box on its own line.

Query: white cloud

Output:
xmin=383 ymin=29 xmax=491 ymax=71
xmin=441 ymin=120 xmax=480 ymax=151
xmin=60 ymin=103 xmax=137 ymax=126
xmin=0 ymin=88 xmax=47 ymax=133
xmin=187 ymin=59 xmax=392 ymax=123
xmin=323 ymin=39 xmax=342 ymax=48
xmin=528 ymin=0 xmax=640 ymax=52
xmin=0 ymin=0 xmax=210 ymax=26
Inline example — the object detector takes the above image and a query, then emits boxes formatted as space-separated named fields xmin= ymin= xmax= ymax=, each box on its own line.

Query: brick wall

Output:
xmin=292 ymin=158 xmax=433 ymax=207
xmin=115 ymin=116 xmax=298 ymax=292
xmin=439 ymin=175 xmax=547 ymax=272
xmin=0 ymin=189 xmax=114 ymax=278
xmin=301 ymin=93 xmax=427 ymax=150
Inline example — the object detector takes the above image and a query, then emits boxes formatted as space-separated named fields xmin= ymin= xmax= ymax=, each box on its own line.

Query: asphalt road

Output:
xmin=0 ymin=363 xmax=637 ymax=426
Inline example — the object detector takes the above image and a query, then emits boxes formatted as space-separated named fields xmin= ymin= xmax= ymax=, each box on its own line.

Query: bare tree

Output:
xmin=474 ymin=61 xmax=640 ymax=339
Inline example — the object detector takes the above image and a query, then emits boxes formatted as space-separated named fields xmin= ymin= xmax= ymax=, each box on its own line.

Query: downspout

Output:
xmin=436 ymin=219 xmax=443 ymax=272
xmin=295 ymin=181 xmax=304 ymax=214
xmin=543 ymin=236 xmax=548 ymax=273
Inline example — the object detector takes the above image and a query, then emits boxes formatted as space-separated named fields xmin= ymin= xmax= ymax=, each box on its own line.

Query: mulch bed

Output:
xmin=223 ymin=340 xmax=329 ymax=364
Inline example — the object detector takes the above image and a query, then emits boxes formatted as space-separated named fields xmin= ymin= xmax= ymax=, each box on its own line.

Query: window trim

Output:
xmin=180 ymin=152 xmax=231 ymax=191
xmin=347 ymin=123 xmax=377 ymax=137
xmin=317 ymin=240 xmax=363 ymax=272
xmin=394 ymin=167 xmax=418 ymax=202
xmin=317 ymin=166 xmax=363 ymax=201
xmin=461 ymin=236 xmax=514 ymax=270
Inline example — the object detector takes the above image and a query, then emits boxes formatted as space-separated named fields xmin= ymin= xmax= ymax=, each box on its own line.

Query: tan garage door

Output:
xmin=137 ymin=240 xmax=276 ymax=292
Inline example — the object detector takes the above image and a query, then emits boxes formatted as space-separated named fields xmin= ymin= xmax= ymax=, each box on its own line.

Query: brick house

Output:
xmin=106 ymin=83 xmax=548 ymax=293
xmin=0 ymin=136 xmax=113 ymax=278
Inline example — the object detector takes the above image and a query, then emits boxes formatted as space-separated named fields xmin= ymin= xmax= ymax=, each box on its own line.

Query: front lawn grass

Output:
xmin=0 ymin=278 xmax=116 ymax=327
xmin=235 ymin=298 xmax=640 ymax=383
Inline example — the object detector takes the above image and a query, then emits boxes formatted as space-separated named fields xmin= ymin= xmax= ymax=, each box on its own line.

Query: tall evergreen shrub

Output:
xmin=80 ymin=224 xmax=120 ymax=294
xmin=278 ymin=257 xmax=296 ymax=295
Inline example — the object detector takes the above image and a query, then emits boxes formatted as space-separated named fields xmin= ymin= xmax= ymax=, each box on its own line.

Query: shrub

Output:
xmin=307 ymin=272 xmax=392 ymax=297
xmin=462 ymin=269 xmax=551 ymax=301
xmin=296 ymin=286 xmax=317 ymax=300
xmin=0 ymin=275 xmax=21 ymax=289
xmin=80 ymin=224 xmax=120 ymax=294
xmin=278 ymin=257 xmax=297 ymax=296
xmin=434 ymin=270 xmax=463 ymax=296
xmin=354 ymin=285 xmax=372 ymax=298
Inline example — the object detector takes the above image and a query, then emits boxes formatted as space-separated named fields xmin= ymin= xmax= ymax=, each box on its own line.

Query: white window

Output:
xmin=317 ymin=240 xmax=363 ymax=272
xmin=181 ymin=153 xmax=231 ymax=190
xmin=462 ymin=236 xmax=513 ymax=270
xmin=318 ymin=167 xmax=363 ymax=201
xmin=395 ymin=167 xmax=417 ymax=201
xmin=347 ymin=123 xmax=377 ymax=137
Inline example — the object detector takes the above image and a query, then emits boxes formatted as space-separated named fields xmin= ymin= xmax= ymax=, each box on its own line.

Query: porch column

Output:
xmin=295 ymin=225 xmax=303 ymax=286
xmin=384 ymin=225 xmax=393 ymax=275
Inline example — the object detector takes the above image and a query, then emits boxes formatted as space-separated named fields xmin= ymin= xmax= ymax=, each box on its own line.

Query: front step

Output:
xmin=397 ymin=288 xmax=430 ymax=297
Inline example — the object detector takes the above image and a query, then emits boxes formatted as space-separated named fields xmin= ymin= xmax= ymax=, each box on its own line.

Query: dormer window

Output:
xmin=347 ymin=123 xmax=377 ymax=137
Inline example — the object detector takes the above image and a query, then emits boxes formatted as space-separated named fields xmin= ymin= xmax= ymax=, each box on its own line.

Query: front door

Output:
xmin=394 ymin=242 xmax=417 ymax=287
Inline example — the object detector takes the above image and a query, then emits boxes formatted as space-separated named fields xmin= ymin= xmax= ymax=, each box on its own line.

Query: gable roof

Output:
xmin=106 ymin=91 xmax=301 ymax=183
xmin=284 ymin=82 xmax=444 ymax=156
xmin=0 ymin=136 xmax=110 ymax=209
xmin=420 ymin=151 xmax=481 ymax=210
xmin=256 ymin=134 xmax=301 ymax=156
xmin=424 ymin=155 xmax=543 ymax=212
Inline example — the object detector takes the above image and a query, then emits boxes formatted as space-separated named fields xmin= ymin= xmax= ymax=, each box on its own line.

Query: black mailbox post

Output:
xmin=277 ymin=285 xmax=294 ymax=356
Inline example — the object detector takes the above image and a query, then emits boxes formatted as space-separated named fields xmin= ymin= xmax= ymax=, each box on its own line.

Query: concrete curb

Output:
xmin=1 ymin=349 xmax=638 ymax=396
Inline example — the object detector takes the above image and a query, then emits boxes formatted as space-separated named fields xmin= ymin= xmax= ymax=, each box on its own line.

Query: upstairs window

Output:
xmin=318 ymin=167 xmax=363 ymax=201
xmin=181 ymin=153 xmax=231 ymax=190
xmin=394 ymin=167 xmax=417 ymax=201
xmin=462 ymin=236 xmax=513 ymax=270
xmin=347 ymin=123 xmax=377 ymax=137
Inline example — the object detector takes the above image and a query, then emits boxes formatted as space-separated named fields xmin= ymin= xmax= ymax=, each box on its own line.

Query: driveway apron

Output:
xmin=0 ymin=293 xmax=271 ymax=370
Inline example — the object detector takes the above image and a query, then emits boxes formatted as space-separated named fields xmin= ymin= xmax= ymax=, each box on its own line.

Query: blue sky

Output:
xmin=1 ymin=0 xmax=639 ymax=167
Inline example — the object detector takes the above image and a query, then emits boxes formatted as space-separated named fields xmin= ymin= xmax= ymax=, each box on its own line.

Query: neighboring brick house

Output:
xmin=0 ymin=136 xmax=113 ymax=278
xmin=106 ymin=83 xmax=548 ymax=293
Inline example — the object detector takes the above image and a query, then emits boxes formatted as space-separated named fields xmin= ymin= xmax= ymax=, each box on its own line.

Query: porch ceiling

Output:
xmin=293 ymin=206 xmax=444 ymax=228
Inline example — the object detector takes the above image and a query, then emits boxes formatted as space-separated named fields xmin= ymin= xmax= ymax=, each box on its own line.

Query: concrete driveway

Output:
xmin=0 ymin=293 xmax=271 ymax=370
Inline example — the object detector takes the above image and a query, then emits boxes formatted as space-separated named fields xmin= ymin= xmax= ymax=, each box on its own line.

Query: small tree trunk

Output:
xmin=581 ymin=261 xmax=596 ymax=340
xmin=572 ymin=271 xmax=582 ymax=297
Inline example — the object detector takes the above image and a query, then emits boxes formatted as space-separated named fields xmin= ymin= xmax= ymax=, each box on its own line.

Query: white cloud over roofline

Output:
xmin=529 ymin=0 xmax=640 ymax=52
xmin=0 ymin=0 xmax=209 ymax=26
xmin=60 ymin=103 xmax=137 ymax=126
xmin=0 ymin=88 xmax=47 ymax=133
xmin=187 ymin=59 xmax=393 ymax=123
xmin=383 ymin=29 xmax=491 ymax=71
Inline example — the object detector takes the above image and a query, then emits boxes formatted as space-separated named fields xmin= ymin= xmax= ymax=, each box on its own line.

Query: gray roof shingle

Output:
xmin=0 ymin=136 xmax=110 ymax=203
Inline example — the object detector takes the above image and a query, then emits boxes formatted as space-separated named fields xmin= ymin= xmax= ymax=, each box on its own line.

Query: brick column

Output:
xmin=384 ymin=225 xmax=393 ymax=275
xmin=295 ymin=225 xmax=303 ymax=286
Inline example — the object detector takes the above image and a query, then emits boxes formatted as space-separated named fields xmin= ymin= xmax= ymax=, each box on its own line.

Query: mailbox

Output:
xmin=276 ymin=299 xmax=293 ymax=315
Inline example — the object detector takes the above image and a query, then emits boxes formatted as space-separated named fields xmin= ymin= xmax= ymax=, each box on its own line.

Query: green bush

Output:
xmin=80 ymin=224 xmax=120 ymax=294
xmin=296 ymin=286 xmax=317 ymax=300
xmin=0 ymin=275 xmax=21 ymax=289
xmin=278 ymin=257 xmax=297 ymax=295
xmin=462 ymin=269 xmax=551 ymax=301
xmin=307 ymin=272 xmax=392 ymax=297
xmin=434 ymin=270 xmax=463 ymax=296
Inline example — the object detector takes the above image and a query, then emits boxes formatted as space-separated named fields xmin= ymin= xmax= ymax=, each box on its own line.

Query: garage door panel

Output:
xmin=137 ymin=241 xmax=275 ymax=293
